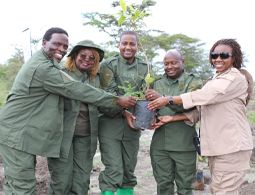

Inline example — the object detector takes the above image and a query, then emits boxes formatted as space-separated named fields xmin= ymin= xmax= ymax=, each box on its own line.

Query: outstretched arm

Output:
xmin=116 ymin=96 xmax=137 ymax=108
xmin=147 ymin=96 xmax=183 ymax=110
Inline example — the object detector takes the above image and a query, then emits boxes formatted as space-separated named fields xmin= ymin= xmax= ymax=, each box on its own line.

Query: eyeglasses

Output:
xmin=78 ymin=54 xmax=95 ymax=62
xmin=210 ymin=52 xmax=232 ymax=60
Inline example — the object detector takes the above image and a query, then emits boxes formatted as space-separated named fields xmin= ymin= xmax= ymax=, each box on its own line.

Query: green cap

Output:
xmin=67 ymin=40 xmax=104 ymax=62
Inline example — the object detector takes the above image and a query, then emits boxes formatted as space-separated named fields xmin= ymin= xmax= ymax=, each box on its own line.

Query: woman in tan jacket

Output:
xmin=147 ymin=39 xmax=253 ymax=195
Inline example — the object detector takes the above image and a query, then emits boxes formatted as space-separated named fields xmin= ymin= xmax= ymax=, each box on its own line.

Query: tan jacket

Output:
xmin=181 ymin=68 xmax=253 ymax=156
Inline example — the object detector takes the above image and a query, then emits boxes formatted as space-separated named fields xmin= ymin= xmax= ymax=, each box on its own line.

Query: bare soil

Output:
xmin=1 ymin=130 xmax=255 ymax=195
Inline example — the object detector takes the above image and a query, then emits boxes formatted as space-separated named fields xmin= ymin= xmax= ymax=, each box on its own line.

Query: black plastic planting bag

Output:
xmin=133 ymin=100 xmax=155 ymax=130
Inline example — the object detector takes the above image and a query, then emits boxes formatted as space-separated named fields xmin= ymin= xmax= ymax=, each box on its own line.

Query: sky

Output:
xmin=0 ymin=0 xmax=254 ymax=77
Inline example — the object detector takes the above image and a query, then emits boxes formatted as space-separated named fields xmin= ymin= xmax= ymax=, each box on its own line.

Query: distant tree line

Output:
xmin=0 ymin=0 xmax=215 ymax=106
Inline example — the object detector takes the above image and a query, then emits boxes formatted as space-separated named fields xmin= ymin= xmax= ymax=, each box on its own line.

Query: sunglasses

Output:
xmin=210 ymin=52 xmax=232 ymax=60
xmin=78 ymin=54 xmax=95 ymax=62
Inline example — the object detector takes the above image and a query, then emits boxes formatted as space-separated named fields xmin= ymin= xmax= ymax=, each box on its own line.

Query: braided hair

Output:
xmin=209 ymin=39 xmax=243 ymax=69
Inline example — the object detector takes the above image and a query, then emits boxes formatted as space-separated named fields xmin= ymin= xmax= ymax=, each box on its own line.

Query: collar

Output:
xmin=73 ymin=68 xmax=89 ymax=81
xmin=213 ymin=68 xmax=233 ymax=79
xmin=164 ymin=72 xmax=184 ymax=84
xmin=119 ymin=54 xmax=137 ymax=66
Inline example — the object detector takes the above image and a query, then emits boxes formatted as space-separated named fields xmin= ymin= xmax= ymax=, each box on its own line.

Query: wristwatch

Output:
xmin=167 ymin=96 xmax=174 ymax=105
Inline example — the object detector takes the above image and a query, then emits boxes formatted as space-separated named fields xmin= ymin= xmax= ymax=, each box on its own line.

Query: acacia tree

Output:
xmin=82 ymin=0 xmax=212 ymax=79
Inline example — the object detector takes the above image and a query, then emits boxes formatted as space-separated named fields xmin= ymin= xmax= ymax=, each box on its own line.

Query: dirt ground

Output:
xmin=1 ymin=130 xmax=255 ymax=195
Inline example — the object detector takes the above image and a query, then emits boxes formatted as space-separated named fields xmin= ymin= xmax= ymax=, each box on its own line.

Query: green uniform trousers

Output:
xmin=99 ymin=137 xmax=139 ymax=192
xmin=0 ymin=144 xmax=36 ymax=195
xmin=150 ymin=148 xmax=196 ymax=195
xmin=48 ymin=136 xmax=93 ymax=195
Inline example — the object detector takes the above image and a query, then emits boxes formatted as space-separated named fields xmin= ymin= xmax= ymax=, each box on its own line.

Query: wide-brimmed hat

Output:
xmin=67 ymin=40 xmax=104 ymax=62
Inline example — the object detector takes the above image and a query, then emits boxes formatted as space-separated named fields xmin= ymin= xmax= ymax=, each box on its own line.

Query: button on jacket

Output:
xmin=152 ymin=72 xmax=203 ymax=151
xmin=99 ymin=54 xmax=148 ymax=139
xmin=181 ymin=68 xmax=253 ymax=156
xmin=0 ymin=49 xmax=117 ymax=158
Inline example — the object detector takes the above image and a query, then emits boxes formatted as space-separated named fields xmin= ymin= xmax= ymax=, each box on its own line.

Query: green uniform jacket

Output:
xmin=62 ymin=69 xmax=101 ymax=158
xmin=0 ymin=49 xmax=117 ymax=158
xmin=151 ymin=72 xmax=203 ymax=151
xmin=99 ymin=54 xmax=148 ymax=139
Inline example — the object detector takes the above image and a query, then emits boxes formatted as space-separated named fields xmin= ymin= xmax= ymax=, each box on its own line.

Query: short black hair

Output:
xmin=119 ymin=31 xmax=138 ymax=42
xmin=43 ymin=27 xmax=68 ymax=41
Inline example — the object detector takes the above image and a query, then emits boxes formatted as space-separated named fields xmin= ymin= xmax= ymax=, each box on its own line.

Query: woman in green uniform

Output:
xmin=48 ymin=40 xmax=106 ymax=194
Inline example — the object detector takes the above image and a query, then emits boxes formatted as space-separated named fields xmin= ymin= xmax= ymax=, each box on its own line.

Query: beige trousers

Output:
xmin=208 ymin=150 xmax=252 ymax=195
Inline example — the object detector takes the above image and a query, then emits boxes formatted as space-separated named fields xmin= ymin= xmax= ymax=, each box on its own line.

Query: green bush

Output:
xmin=247 ymin=111 xmax=255 ymax=126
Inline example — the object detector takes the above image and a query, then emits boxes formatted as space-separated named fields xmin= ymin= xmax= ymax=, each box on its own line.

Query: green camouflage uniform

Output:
xmin=151 ymin=72 xmax=203 ymax=195
xmin=99 ymin=54 xmax=147 ymax=192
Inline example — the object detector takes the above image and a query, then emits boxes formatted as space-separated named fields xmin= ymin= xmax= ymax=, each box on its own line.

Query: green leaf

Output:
xmin=144 ymin=73 xmax=155 ymax=86
xmin=118 ymin=15 xmax=126 ymax=26
xmin=120 ymin=0 xmax=127 ymax=12
xmin=129 ymin=5 xmax=135 ymax=12
xmin=131 ymin=10 xmax=141 ymax=22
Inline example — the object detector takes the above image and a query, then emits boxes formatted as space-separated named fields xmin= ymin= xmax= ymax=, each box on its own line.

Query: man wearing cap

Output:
xmin=47 ymin=40 xmax=107 ymax=194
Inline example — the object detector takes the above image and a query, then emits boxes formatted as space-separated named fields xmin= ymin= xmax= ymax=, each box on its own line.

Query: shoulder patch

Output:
xmin=102 ymin=57 xmax=118 ymax=66
xmin=187 ymin=72 xmax=201 ymax=79
xmin=136 ymin=57 xmax=147 ymax=65
xmin=188 ymin=72 xmax=195 ymax=77
xmin=140 ymin=61 xmax=148 ymax=66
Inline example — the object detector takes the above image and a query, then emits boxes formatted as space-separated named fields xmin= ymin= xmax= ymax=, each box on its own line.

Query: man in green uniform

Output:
xmin=99 ymin=31 xmax=148 ymax=195
xmin=47 ymin=40 xmax=106 ymax=194
xmin=0 ymin=27 xmax=135 ymax=195
xmin=145 ymin=49 xmax=203 ymax=195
